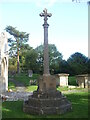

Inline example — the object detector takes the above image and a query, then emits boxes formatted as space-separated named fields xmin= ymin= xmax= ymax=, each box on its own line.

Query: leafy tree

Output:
xmin=5 ymin=26 xmax=29 ymax=73
xmin=67 ymin=52 xmax=88 ymax=75
xmin=86 ymin=58 xmax=90 ymax=74
xmin=35 ymin=44 xmax=63 ymax=74
xmin=59 ymin=60 xmax=72 ymax=74
xmin=19 ymin=44 xmax=33 ymax=72
xmin=25 ymin=49 xmax=38 ymax=73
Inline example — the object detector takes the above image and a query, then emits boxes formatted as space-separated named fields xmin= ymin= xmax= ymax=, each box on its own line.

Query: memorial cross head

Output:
xmin=39 ymin=8 xmax=52 ymax=24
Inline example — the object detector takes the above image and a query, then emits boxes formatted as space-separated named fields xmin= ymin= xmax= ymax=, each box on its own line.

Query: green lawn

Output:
xmin=12 ymin=73 xmax=39 ymax=86
xmin=8 ymin=82 xmax=16 ymax=91
xmin=25 ymin=85 xmax=38 ymax=92
xmin=57 ymin=86 xmax=69 ymax=91
xmin=2 ymin=92 xmax=89 ymax=118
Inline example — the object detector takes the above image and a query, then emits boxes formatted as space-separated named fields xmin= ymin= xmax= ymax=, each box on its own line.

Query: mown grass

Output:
xmin=25 ymin=85 xmax=38 ymax=92
xmin=2 ymin=92 xmax=89 ymax=118
xmin=8 ymin=82 xmax=16 ymax=91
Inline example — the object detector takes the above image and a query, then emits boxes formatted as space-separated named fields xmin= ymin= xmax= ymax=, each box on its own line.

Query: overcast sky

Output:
xmin=0 ymin=0 xmax=88 ymax=60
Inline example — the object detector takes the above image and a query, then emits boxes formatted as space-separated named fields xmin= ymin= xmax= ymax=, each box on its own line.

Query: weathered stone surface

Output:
xmin=38 ymin=75 xmax=56 ymax=92
xmin=56 ymin=73 xmax=69 ymax=87
xmin=23 ymin=75 xmax=72 ymax=115
xmin=0 ymin=32 xmax=8 ymax=92
xmin=23 ymin=89 xmax=72 ymax=115
xmin=23 ymin=9 xmax=72 ymax=115
xmin=76 ymin=74 xmax=90 ymax=88
xmin=28 ymin=70 xmax=33 ymax=77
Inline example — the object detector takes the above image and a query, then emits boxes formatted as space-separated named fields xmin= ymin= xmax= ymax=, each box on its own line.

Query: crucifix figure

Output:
xmin=39 ymin=8 xmax=52 ymax=75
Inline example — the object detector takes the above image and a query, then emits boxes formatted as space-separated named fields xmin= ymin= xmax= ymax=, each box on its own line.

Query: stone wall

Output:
xmin=0 ymin=32 xmax=8 ymax=92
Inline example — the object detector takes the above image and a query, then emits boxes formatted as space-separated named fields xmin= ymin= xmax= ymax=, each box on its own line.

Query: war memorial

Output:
xmin=23 ymin=8 xmax=72 ymax=115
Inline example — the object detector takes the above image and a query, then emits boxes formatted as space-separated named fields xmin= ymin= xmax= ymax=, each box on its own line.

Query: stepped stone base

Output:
xmin=23 ymin=75 xmax=72 ymax=115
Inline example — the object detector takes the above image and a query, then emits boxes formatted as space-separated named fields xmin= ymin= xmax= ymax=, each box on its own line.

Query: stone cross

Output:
xmin=39 ymin=8 xmax=52 ymax=75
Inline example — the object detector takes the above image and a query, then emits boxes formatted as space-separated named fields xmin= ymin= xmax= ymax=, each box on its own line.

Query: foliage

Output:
xmin=67 ymin=52 xmax=88 ymax=75
xmin=19 ymin=44 xmax=33 ymax=72
xmin=5 ymin=25 xmax=29 ymax=73
xmin=35 ymin=44 xmax=63 ymax=74
xmin=68 ymin=76 xmax=77 ymax=86
xmin=59 ymin=60 xmax=71 ymax=74
xmin=86 ymin=59 xmax=90 ymax=74
xmin=8 ymin=82 xmax=16 ymax=91
xmin=25 ymin=49 xmax=38 ymax=73
xmin=14 ymin=73 xmax=39 ymax=86
xmin=2 ymin=92 xmax=89 ymax=118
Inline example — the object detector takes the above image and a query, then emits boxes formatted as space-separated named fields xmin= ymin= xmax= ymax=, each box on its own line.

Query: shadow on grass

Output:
xmin=2 ymin=92 xmax=89 ymax=119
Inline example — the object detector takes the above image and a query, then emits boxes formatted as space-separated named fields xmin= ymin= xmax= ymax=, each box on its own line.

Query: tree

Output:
xmin=59 ymin=60 xmax=72 ymax=74
xmin=35 ymin=44 xmax=63 ymax=74
xmin=19 ymin=44 xmax=33 ymax=72
xmin=25 ymin=49 xmax=38 ymax=73
xmin=67 ymin=52 xmax=88 ymax=75
xmin=5 ymin=26 xmax=29 ymax=73
xmin=86 ymin=58 xmax=90 ymax=74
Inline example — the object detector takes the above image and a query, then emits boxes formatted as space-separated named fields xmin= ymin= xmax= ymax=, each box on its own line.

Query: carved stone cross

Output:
xmin=39 ymin=8 xmax=52 ymax=75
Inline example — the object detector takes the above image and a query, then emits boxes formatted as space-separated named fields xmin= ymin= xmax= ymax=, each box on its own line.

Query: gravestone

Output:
xmin=23 ymin=8 xmax=72 ymax=115
xmin=0 ymin=32 xmax=8 ymax=92
xmin=76 ymin=74 xmax=90 ymax=88
xmin=28 ymin=70 xmax=33 ymax=77
xmin=57 ymin=74 xmax=69 ymax=87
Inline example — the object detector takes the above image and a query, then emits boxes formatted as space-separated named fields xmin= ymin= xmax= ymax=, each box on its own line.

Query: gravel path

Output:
xmin=1 ymin=92 xmax=33 ymax=101
xmin=1 ymin=88 xmax=88 ymax=102
xmin=62 ymin=88 xmax=88 ymax=94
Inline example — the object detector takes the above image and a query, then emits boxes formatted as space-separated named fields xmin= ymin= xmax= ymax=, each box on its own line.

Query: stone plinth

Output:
xmin=23 ymin=75 xmax=72 ymax=115
xmin=38 ymin=75 xmax=56 ymax=92
xmin=76 ymin=74 xmax=90 ymax=88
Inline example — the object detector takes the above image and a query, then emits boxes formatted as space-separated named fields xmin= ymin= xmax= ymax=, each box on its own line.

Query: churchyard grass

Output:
xmin=8 ymin=73 xmax=82 ymax=92
xmin=8 ymin=81 xmax=16 ymax=91
xmin=12 ymin=73 xmax=39 ymax=86
xmin=2 ymin=91 xmax=89 ymax=118
xmin=57 ymin=86 xmax=69 ymax=91
xmin=25 ymin=85 xmax=38 ymax=92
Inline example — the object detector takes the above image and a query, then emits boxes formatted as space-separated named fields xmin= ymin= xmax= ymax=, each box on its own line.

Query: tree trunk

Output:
xmin=17 ymin=48 xmax=20 ymax=74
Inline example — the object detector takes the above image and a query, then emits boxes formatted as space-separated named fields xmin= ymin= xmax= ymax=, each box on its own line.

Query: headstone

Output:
xmin=0 ymin=32 xmax=8 ymax=92
xmin=57 ymin=73 xmax=69 ymax=87
xmin=76 ymin=74 xmax=90 ymax=88
xmin=28 ymin=70 xmax=33 ymax=77
xmin=23 ymin=8 xmax=72 ymax=115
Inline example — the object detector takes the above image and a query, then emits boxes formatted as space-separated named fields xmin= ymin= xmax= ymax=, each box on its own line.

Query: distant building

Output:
xmin=0 ymin=32 xmax=8 ymax=92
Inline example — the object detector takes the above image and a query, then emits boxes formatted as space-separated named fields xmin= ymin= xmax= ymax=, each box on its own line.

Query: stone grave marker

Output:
xmin=76 ymin=74 xmax=90 ymax=88
xmin=57 ymin=73 xmax=69 ymax=87
xmin=28 ymin=70 xmax=33 ymax=77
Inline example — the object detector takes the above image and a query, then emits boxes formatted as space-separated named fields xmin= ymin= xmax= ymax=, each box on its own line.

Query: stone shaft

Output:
xmin=39 ymin=8 xmax=52 ymax=75
xmin=43 ymin=24 xmax=49 ymax=75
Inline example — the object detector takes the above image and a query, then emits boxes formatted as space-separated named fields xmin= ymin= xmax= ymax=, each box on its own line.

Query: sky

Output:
xmin=0 ymin=0 xmax=88 ymax=60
